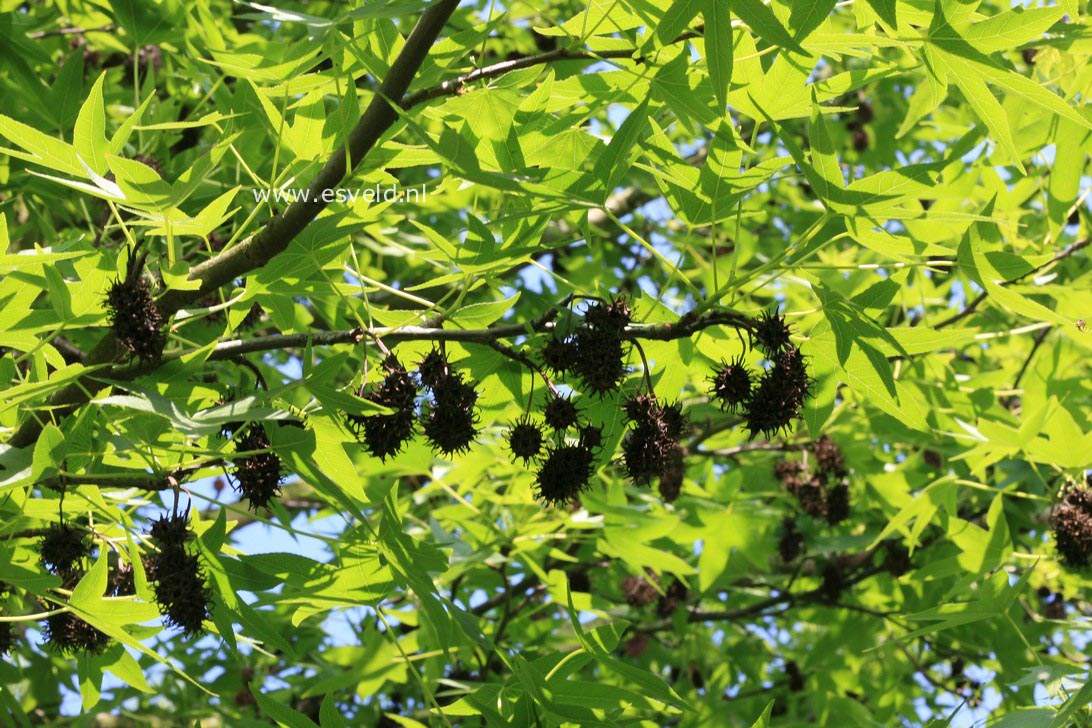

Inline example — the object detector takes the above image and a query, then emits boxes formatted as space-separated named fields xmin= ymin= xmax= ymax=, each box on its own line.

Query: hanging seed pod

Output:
xmin=39 ymin=524 xmax=89 ymax=576
xmin=422 ymin=369 xmax=480 ymax=456
xmin=543 ymin=395 xmax=580 ymax=431
xmin=535 ymin=444 xmax=595 ymax=506
xmin=1051 ymin=485 xmax=1092 ymax=569
xmin=43 ymin=611 xmax=110 ymax=655
xmin=230 ymin=424 xmax=284 ymax=511
xmin=106 ymin=275 xmax=166 ymax=361
xmin=710 ymin=356 xmax=752 ymax=412
xmin=507 ymin=416 xmax=544 ymax=464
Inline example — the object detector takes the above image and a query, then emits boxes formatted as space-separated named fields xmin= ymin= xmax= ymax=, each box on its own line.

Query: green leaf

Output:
xmin=790 ymin=0 xmax=837 ymax=42
xmin=254 ymin=689 xmax=321 ymax=728
xmin=701 ymin=0 xmax=733 ymax=111
xmin=863 ymin=0 xmax=896 ymax=28
xmin=733 ymin=0 xmax=805 ymax=54
xmin=73 ymin=72 xmax=108 ymax=176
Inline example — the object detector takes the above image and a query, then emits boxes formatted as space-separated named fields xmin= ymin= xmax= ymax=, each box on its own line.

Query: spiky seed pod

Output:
xmin=106 ymin=276 xmax=166 ymax=362
xmin=416 ymin=349 xmax=449 ymax=389
xmin=507 ymin=416 xmax=544 ymax=464
xmin=796 ymin=476 xmax=828 ymax=519
xmin=753 ymin=310 xmax=792 ymax=355
xmin=43 ymin=611 xmax=110 ymax=654
xmin=150 ymin=549 xmax=212 ymax=635
xmin=542 ymin=337 xmax=578 ymax=375
xmin=743 ymin=347 xmax=812 ymax=440
xmin=0 ymin=622 xmax=11 ymax=656
xmin=710 ymin=357 xmax=751 ymax=412
xmin=571 ymin=326 xmax=628 ymax=396
xmin=660 ymin=403 xmax=687 ymax=439
xmin=819 ymin=561 xmax=846 ymax=601
xmin=825 ymin=483 xmax=850 ymax=525
xmin=812 ymin=436 xmax=847 ymax=476
xmin=656 ymin=579 xmax=688 ymax=618
xmin=785 ymin=661 xmax=805 ymax=692
xmin=778 ymin=518 xmax=804 ymax=562
xmin=623 ymin=632 xmax=650 ymax=658
xmin=231 ymin=424 xmax=284 ymax=511
xmin=150 ymin=512 xmax=192 ymax=549
xmin=40 ymin=524 xmax=90 ymax=575
xmin=622 ymin=420 xmax=677 ymax=485
xmin=584 ymin=298 xmax=631 ymax=333
xmin=535 ymin=444 xmax=595 ymax=506
xmin=348 ymin=360 xmax=419 ymax=461
xmin=422 ymin=372 xmax=480 ymax=456
xmin=882 ymin=540 xmax=912 ymax=576
xmin=852 ymin=127 xmax=869 ymax=151
xmin=1050 ymin=486 xmax=1092 ymax=568
xmin=659 ymin=445 xmax=685 ymax=503
xmin=773 ymin=458 xmax=807 ymax=483
xmin=856 ymin=100 xmax=875 ymax=124
xmin=620 ymin=571 xmax=659 ymax=607
xmin=543 ymin=395 xmax=579 ymax=431
xmin=111 ymin=560 xmax=135 ymax=597
xmin=622 ymin=394 xmax=658 ymax=425
xmin=578 ymin=424 xmax=603 ymax=450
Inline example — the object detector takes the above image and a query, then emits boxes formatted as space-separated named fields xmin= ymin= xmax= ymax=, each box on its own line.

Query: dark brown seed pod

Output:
xmin=709 ymin=356 xmax=751 ymax=412
xmin=856 ymin=100 xmax=874 ymax=124
xmin=150 ymin=512 xmax=192 ymax=549
xmin=416 ymin=349 xmax=449 ymax=389
xmin=578 ymin=424 xmax=603 ymax=450
xmin=882 ymin=540 xmax=912 ymax=576
xmin=658 ymin=445 xmax=685 ymax=503
xmin=0 ymin=622 xmax=11 ymax=656
xmin=1050 ymin=485 xmax=1092 ymax=569
xmin=348 ymin=359 xmax=419 ymax=461
xmin=535 ymin=444 xmax=595 ymax=506
xmin=150 ymin=549 xmax=212 ymax=636
xmin=620 ymin=571 xmax=660 ymax=607
xmin=744 ymin=347 xmax=812 ymax=440
xmin=422 ymin=371 xmax=480 ymax=456
xmin=231 ymin=424 xmax=284 ymax=511
xmin=571 ymin=326 xmax=628 ymax=396
xmin=583 ymin=298 xmax=631 ymax=332
xmin=825 ymin=483 xmax=850 ymax=525
xmin=507 ymin=416 xmax=544 ymax=464
xmin=541 ymin=336 xmax=578 ymax=375
xmin=752 ymin=310 xmax=792 ymax=355
xmin=786 ymin=660 xmax=805 ymax=692
xmin=778 ymin=518 xmax=804 ymax=562
xmin=40 ymin=523 xmax=90 ymax=576
xmin=543 ymin=395 xmax=579 ymax=431
xmin=852 ymin=127 xmax=869 ymax=151
xmin=812 ymin=436 xmax=847 ymax=476
xmin=43 ymin=611 xmax=110 ymax=655
xmin=106 ymin=276 xmax=166 ymax=362
xmin=655 ymin=578 xmax=688 ymax=618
